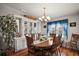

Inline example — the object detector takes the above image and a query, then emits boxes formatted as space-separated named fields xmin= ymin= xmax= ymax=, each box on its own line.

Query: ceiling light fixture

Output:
xmin=39 ymin=7 xmax=51 ymax=22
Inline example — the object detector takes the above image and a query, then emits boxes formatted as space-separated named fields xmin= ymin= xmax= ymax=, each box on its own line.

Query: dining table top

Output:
xmin=32 ymin=39 xmax=53 ymax=48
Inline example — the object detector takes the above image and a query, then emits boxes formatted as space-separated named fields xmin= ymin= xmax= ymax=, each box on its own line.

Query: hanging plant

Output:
xmin=0 ymin=15 xmax=17 ymax=50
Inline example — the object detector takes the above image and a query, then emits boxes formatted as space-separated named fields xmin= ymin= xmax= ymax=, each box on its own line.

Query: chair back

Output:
xmin=70 ymin=33 xmax=79 ymax=46
xmin=25 ymin=36 xmax=33 ymax=48
xmin=54 ymin=37 xmax=61 ymax=45
xmin=71 ymin=33 xmax=79 ymax=42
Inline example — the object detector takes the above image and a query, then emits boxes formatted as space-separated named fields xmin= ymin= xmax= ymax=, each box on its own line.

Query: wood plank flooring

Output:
xmin=60 ymin=47 xmax=79 ymax=56
xmin=27 ymin=47 xmax=79 ymax=56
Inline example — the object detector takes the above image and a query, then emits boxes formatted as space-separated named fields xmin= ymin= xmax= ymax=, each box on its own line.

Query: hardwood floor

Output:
xmin=6 ymin=47 xmax=79 ymax=56
xmin=5 ymin=48 xmax=28 ymax=56
xmin=60 ymin=47 xmax=79 ymax=56
xmin=27 ymin=47 xmax=79 ymax=56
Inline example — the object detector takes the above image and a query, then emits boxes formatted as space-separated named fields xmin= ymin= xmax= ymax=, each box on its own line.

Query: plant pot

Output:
xmin=0 ymin=50 xmax=6 ymax=56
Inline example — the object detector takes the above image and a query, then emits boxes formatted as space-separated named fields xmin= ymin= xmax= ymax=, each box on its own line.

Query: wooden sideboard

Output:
xmin=5 ymin=48 xmax=28 ymax=56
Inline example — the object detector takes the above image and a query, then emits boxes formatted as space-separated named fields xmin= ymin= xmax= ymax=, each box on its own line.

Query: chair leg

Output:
xmin=57 ymin=47 xmax=61 ymax=56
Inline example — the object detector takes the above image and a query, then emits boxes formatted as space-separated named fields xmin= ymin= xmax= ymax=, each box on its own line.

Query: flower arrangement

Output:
xmin=39 ymin=35 xmax=47 ymax=41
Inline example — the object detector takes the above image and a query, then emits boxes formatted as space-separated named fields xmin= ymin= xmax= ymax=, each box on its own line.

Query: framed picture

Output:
xmin=44 ymin=25 xmax=46 ymax=28
xmin=34 ymin=23 xmax=36 ymax=27
xmin=70 ymin=22 xmax=76 ymax=27
xmin=24 ymin=21 xmax=27 ymax=24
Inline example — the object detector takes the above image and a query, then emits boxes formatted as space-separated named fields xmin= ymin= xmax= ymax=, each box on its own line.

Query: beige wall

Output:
xmin=46 ymin=15 xmax=79 ymax=42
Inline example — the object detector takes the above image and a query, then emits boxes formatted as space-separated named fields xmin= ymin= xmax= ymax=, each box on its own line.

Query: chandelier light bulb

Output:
xmin=44 ymin=19 xmax=47 ymax=21
xmin=42 ymin=16 xmax=44 ymax=19
xmin=39 ymin=18 xmax=42 ymax=21
xmin=47 ymin=16 xmax=51 ymax=20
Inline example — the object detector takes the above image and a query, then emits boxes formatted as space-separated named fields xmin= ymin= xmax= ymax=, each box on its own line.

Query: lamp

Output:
xmin=39 ymin=7 xmax=51 ymax=22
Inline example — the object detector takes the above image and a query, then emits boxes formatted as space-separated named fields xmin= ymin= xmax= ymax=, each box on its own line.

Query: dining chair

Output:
xmin=70 ymin=34 xmax=79 ymax=50
xmin=50 ymin=37 xmax=61 ymax=56
xmin=33 ymin=46 xmax=52 ymax=56
xmin=25 ymin=36 xmax=35 ymax=55
xmin=33 ymin=46 xmax=44 ymax=56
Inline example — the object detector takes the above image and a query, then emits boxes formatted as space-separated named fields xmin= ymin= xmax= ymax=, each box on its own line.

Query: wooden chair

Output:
xmin=49 ymin=35 xmax=61 ymax=56
xmin=33 ymin=46 xmax=48 ymax=56
xmin=25 ymin=36 xmax=35 ymax=55
xmin=70 ymin=34 xmax=79 ymax=50
xmin=53 ymin=37 xmax=61 ymax=56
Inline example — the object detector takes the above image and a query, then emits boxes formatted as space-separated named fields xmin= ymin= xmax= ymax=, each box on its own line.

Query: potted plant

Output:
xmin=0 ymin=15 xmax=17 ymax=50
xmin=0 ymin=50 xmax=6 ymax=56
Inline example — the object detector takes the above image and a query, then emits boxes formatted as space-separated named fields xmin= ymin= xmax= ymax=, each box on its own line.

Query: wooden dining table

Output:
xmin=32 ymin=39 xmax=57 ymax=56
xmin=34 ymin=40 xmax=51 ymax=47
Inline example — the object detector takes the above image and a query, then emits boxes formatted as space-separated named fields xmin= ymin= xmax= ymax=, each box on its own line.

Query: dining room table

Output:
xmin=31 ymin=39 xmax=58 ymax=56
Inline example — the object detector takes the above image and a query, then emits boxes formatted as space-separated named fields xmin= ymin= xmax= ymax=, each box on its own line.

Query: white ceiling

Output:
xmin=1 ymin=3 xmax=79 ymax=18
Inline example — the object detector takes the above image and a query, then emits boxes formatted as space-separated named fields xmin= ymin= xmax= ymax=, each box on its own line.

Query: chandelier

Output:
xmin=39 ymin=7 xmax=51 ymax=22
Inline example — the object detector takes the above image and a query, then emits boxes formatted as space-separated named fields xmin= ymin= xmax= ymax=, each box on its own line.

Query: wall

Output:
xmin=46 ymin=15 xmax=79 ymax=42
xmin=68 ymin=15 xmax=79 ymax=41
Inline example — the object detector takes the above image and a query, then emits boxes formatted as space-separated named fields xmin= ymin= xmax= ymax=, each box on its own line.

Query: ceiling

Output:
xmin=1 ymin=3 xmax=79 ymax=18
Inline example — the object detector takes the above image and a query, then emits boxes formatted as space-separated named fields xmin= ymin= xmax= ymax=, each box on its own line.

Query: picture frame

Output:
xmin=70 ymin=22 xmax=76 ymax=27
xmin=44 ymin=25 xmax=46 ymax=28
xmin=24 ymin=21 xmax=27 ymax=24
xmin=34 ymin=23 xmax=36 ymax=27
